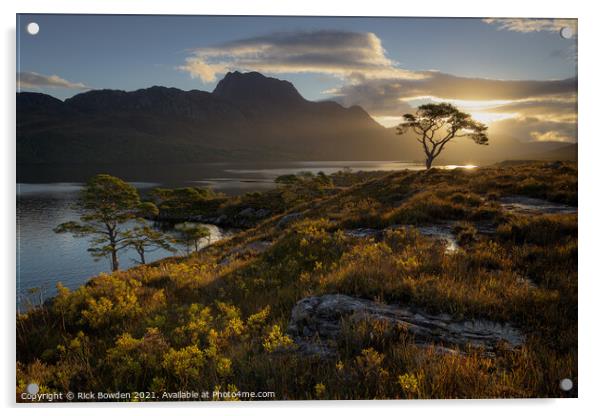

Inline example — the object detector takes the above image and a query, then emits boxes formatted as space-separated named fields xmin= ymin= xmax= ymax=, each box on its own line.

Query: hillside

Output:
xmin=17 ymin=162 xmax=577 ymax=400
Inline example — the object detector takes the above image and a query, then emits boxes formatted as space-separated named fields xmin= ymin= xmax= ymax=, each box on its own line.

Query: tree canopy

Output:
xmin=55 ymin=174 xmax=159 ymax=271
xmin=396 ymin=103 xmax=488 ymax=169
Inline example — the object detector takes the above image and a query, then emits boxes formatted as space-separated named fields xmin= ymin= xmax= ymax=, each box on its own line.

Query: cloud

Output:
xmin=482 ymin=18 xmax=577 ymax=34
xmin=328 ymin=79 xmax=414 ymax=117
xmin=18 ymin=71 xmax=90 ymax=90
xmin=489 ymin=117 xmax=576 ymax=142
xmin=336 ymin=72 xmax=576 ymax=101
xmin=179 ymin=30 xmax=421 ymax=82
xmin=488 ymin=97 xmax=577 ymax=123
xmin=328 ymin=73 xmax=576 ymax=118
xmin=328 ymin=74 xmax=577 ymax=138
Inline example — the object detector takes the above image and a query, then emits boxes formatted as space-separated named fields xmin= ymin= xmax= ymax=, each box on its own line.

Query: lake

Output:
xmin=16 ymin=160 xmax=465 ymax=310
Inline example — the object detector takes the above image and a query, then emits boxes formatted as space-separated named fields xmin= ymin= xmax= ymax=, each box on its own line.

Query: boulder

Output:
xmin=238 ymin=207 xmax=256 ymax=217
xmin=287 ymin=294 xmax=525 ymax=357
xmin=277 ymin=212 xmax=303 ymax=228
xmin=255 ymin=208 xmax=271 ymax=219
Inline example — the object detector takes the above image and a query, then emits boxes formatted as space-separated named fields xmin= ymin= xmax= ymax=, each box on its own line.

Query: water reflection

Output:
xmin=16 ymin=182 xmax=224 ymax=310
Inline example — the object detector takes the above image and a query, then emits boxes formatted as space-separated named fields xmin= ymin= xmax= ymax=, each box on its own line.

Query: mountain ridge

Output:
xmin=17 ymin=71 xmax=574 ymax=166
xmin=17 ymin=71 xmax=409 ymax=164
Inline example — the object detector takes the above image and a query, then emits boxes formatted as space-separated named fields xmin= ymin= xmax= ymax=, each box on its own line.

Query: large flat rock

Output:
xmin=287 ymin=294 xmax=525 ymax=357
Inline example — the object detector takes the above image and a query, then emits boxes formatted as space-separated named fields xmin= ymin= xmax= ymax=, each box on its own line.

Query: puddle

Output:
xmin=412 ymin=225 xmax=459 ymax=253
xmin=345 ymin=224 xmax=459 ymax=253
xmin=500 ymin=196 xmax=577 ymax=214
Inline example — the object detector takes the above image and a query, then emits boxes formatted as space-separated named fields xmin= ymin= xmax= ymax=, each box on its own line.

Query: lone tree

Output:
xmin=54 ymin=174 xmax=159 ymax=271
xmin=396 ymin=103 xmax=488 ymax=169
xmin=123 ymin=225 xmax=176 ymax=265
xmin=177 ymin=224 xmax=212 ymax=255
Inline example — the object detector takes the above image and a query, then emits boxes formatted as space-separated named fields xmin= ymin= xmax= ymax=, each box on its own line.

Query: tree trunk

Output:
xmin=138 ymin=249 xmax=146 ymax=265
xmin=425 ymin=156 xmax=434 ymax=169
xmin=111 ymin=248 xmax=119 ymax=271
xmin=107 ymin=227 xmax=120 ymax=271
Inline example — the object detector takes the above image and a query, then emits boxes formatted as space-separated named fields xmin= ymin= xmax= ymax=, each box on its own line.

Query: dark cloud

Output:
xmin=328 ymin=74 xmax=577 ymax=135
xmin=332 ymin=73 xmax=576 ymax=103
xmin=179 ymin=30 xmax=418 ymax=82
xmin=18 ymin=71 xmax=89 ymax=90
xmin=329 ymin=80 xmax=414 ymax=117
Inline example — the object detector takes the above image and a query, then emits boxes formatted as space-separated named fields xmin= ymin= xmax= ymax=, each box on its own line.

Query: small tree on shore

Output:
xmin=396 ymin=103 xmax=488 ymax=169
xmin=177 ymin=225 xmax=212 ymax=255
xmin=123 ymin=225 xmax=177 ymax=264
xmin=54 ymin=174 xmax=159 ymax=271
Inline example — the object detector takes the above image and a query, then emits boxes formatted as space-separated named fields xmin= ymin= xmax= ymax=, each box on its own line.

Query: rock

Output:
xmin=238 ymin=207 xmax=256 ymax=217
xmin=287 ymin=294 xmax=525 ymax=357
xmin=545 ymin=161 xmax=564 ymax=169
xmin=345 ymin=228 xmax=382 ymax=238
xmin=473 ymin=221 xmax=498 ymax=235
xmin=255 ymin=208 xmax=271 ymax=219
xmin=188 ymin=215 xmax=206 ymax=222
xmin=244 ymin=240 xmax=273 ymax=253
xmin=499 ymin=196 xmax=576 ymax=214
xmin=237 ymin=207 xmax=271 ymax=220
xmin=277 ymin=212 xmax=302 ymax=228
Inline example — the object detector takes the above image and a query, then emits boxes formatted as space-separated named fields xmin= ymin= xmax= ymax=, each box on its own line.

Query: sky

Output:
xmin=17 ymin=14 xmax=577 ymax=142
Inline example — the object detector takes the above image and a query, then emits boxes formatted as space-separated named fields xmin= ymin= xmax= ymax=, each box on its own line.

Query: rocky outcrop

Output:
xmin=287 ymin=294 xmax=525 ymax=357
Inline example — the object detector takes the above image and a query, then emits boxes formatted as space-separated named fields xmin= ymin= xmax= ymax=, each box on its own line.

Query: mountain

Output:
xmin=17 ymin=71 xmax=409 ymax=164
xmin=213 ymin=71 xmax=305 ymax=107
xmin=17 ymin=71 xmax=573 ymax=166
xmin=524 ymin=143 xmax=577 ymax=161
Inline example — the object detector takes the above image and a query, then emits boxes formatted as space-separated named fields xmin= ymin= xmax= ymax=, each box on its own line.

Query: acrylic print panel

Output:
xmin=16 ymin=14 xmax=577 ymax=402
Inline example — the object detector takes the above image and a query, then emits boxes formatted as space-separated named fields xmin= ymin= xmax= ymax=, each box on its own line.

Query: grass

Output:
xmin=16 ymin=161 xmax=577 ymax=400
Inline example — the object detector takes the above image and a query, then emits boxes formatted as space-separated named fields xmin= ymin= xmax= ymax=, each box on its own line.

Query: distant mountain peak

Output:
xmin=213 ymin=71 xmax=306 ymax=105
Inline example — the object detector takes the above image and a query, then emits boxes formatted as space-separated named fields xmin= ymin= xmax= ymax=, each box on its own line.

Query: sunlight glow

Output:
xmin=373 ymin=116 xmax=403 ymax=128
xmin=444 ymin=164 xmax=478 ymax=170
xmin=469 ymin=111 xmax=518 ymax=124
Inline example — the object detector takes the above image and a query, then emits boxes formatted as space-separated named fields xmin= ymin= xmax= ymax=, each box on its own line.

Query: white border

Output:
xmin=2 ymin=1 xmax=600 ymax=415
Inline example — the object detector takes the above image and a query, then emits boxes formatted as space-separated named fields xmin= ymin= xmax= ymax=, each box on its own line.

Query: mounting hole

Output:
xmin=559 ymin=378 xmax=573 ymax=391
xmin=26 ymin=383 xmax=39 ymax=395
xmin=26 ymin=22 xmax=40 ymax=36
xmin=560 ymin=27 xmax=573 ymax=39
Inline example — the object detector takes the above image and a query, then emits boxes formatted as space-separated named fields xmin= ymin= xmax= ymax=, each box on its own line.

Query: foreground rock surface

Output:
xmin=288 ymin=294 xmax=525 ymax=357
